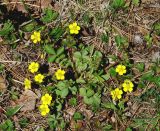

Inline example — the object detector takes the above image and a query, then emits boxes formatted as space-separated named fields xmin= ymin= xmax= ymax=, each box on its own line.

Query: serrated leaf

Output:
xmin=41 ymin=8 xmax=59 ymax=23
xmin=86 ymin=89 xmax=94 ymax=97
xmin=115 ymin=35 xmax=127 ymax=47
xmin=5 ymin=106 xmax=22 ymax=117
xmin=73 ymin=112 xmax=83 ymax=120
xmin=101 ymin=73 xmax=110 ymax=81
xmin=92 ymin=93 xmax=101 ymax=107
xmin=111 ymin=0 xmax=125 ymax=9
xmin=132 ymin=0 xmax=139 ymax=6
xmin=48 ymin=55 xmax=57 ymax=62
xmin=0 ymin=20 xmax=14 ymax=36
xmin=73 ymin=52 xmax=82 ymax=59
xmin=44 ymin=45 xmax=56 ymax=54
xmin=136 ymin=62 xmax=145 ymax=72
xmin=60 ymin=88 xmax=69 ymax=98
xmin=84 ymin=96 xmax=93 ymax=105
xmin=101 ymin=33 xmax=109 ymax=43
xmin=76 ymin=77 xmax=86 ymax=83
xmin=126 ymin=127 xmax=132 ymax=131
xmin=0 ymin=119 xmax=14 ymax=131
xmin=109 ymin=67 xmax=117 ymax=77
xmin=22 ymin=22 xmax=37 ymax=32
xmin=102 ymin=102 xmax=117 ymax=110
xmin=56 ymin=47 xmax=64 ymax=56
xmin=50 ymin=27 xmax=64 ymax=40
xmin=55 ymin=54 xmax=65 ymax=63
xmin=79 ymin=88 xmax=86 ymax=96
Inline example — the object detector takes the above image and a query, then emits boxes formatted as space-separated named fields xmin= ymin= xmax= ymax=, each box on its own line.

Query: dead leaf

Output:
xmin=0 ymin=75 xmax=7 ymax=92
xmin=16 ymin=90 xmax=38 ymax=112
xmin=66 ymin=107 xmax=76 ymax=116
xmin=40 ymin=0 xmax=52 ymax=9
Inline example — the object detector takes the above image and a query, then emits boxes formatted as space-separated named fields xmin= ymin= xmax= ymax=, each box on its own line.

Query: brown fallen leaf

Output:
xmin=16 ymin=90 xmax=38 ymax=112
xmin=66 ymin=107 xmax=76 ymax=116
xmin=0 ymin=75 xmax=7 ymax=92
xmin=40 ymin=0 xmax=52 ymax=9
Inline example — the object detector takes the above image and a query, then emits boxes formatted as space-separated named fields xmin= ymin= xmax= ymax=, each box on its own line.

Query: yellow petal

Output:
xmin=117 ymin=95 xmax=122 ymax=99
xmin=31 ymin=35 xmax=35 ymax=40
xmin=73 ymin=22 xmax=77 ymax=27
xmin=33 ymin=39 xmax=37 ymax=44
xmin=70 ymin=30 xmax=74 ymax=34
xmin=41 ymin=111 xmax=46 ymax=116
xmin=69 ymin=24 xmax=73 ymax=29
xmin=60 ymin=75 xmax=65 ymax=80
xmin=74 ymin=30 xmax=79 ymax=34
xmin=77 ymin=26 xmax=80 ymax=30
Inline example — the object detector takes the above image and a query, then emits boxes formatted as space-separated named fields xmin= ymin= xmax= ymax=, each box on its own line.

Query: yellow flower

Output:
xmin=122 ymin=79 xmax=134 ymax=92
xmin=28 ymin=62 xmax=39 ymax=73
xmin=69 ymin=22 xmax=81 ymax=34
xmin=55 ymin=69 xmax=65 ymax=80
xmin=24 ymin=78 xmax=31 ymax=90
xmin=34 ymin=74 xmax=45 ymax=83
xmin=116 ymin=64 xmax=126 ymax=75
xmin=39 ymin=104 xmax=50 ymax=116
xmin=41 ymin=93 xmax=52 ymax=105
xmin=31 ymin=31 xmax=41 ymax=44
xmin=111 ymin=88 xmax=123 ymax=100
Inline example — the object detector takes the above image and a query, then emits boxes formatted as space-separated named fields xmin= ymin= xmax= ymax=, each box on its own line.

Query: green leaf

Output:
xmin=86 ymin=89 xmax=94 ymax=97
xmin=44 ymin=45 xmax=56 ymax=55
xmin=76 ymin=77 xmax=86 ymax=83
xmin=56 ymin=81 xmax=66 ymax=90
xmin=153 ymin=76 xmax=160 ymax=87
xmin=73 ymin=52 xmax=82 ymax=59
xmin=144 ymin=34 xmax=152 ymax=46
xmin=115 ymin=35 xmax=127 ymax=47
xmin=136 ymin=62 xmax=145 ymax=72
xmin=70 ymin=86 xmax=77 ymax=95
xmin=92 ymin=93 xmax=101 ymax=107
xmin=69 ymin=97 xmax=77 ymax=106
xmin=73 ymin=112 xmax=83 ymax=120
xmin=0 ymin=64 xmax=4 ymax=73
xmin=118 ymin=101 xmax=125 ymax=110
xmin=111 ymin=0 xmax=125 ymax=9
xmin=79 ymin=88 xmax=86 ymax=96
xmin=55 ymin=54 xmax=65 ymax=63
xmin=19 ymin=118 xmax=29 ymax=128
xmin=102 ymin=102 xmax=117 ymax=110
xmin=5 ymin=106 xmax=22 ymax=117
xmin=103 ymin=124 xmax=112 ymax=130
xmin=109 ymin=67 xmax=117 ymax=77
xmin=132 ymin=0 xmax=139 ymax=6
xmin=0 ymin=20 xmax=14 ymax=36
xmin=60 ymin=88 xmax=69 ymax=98
xmin=41 ymin=8 xmax=59 ymax=23
xmin=101 ymin=73 xmax=110 ymax=81
xmin=141 ymin=71 xmax=154 ymax=81
xmin=21 ymin=22 xmax=37 ymax=32
xmin=84 ymin=96 xmax=93 ymax=105
xmin=37 ymin=127 xmax=45 ymax=131
xmin=48 ymin=55 xmax=57 ymax=62
xmin=0 ymin=119 xmax=14 ymax=131
xmin=56 ymin=47 xmax=64 ymax=56
xmin=77 ymin=62 xmax=87 ymax=72
xmin=50 ymin=27 xmax=64 ymax=40
xmin=56 ymin=102 xmax=62 ymax=111
xmin=101 ymin=33 xmax=109 ymax=43
xmin=93 ymin=51 xmax=102 ymax=60
xmin=126 ymin=127 xmax=132 ymax=131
